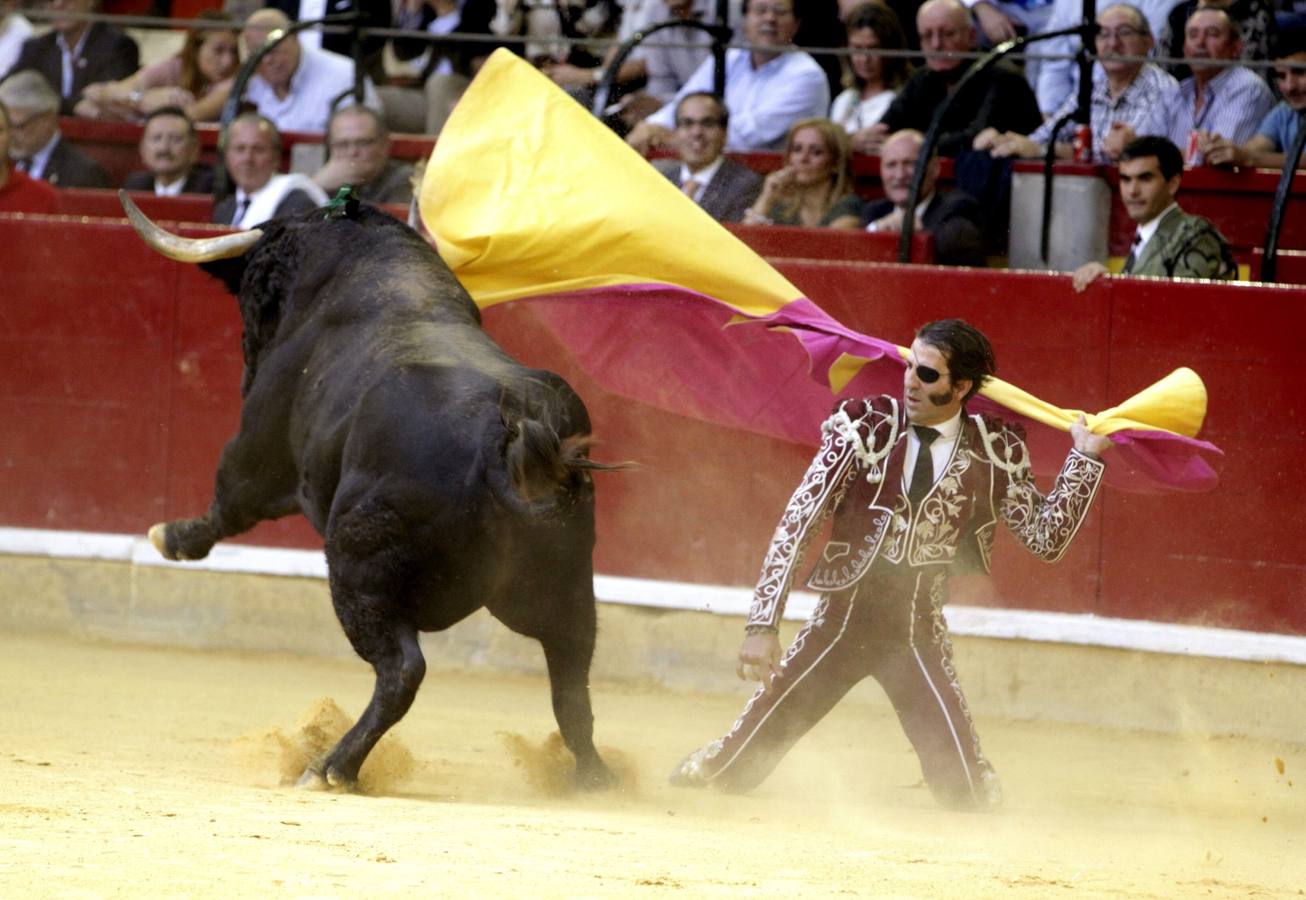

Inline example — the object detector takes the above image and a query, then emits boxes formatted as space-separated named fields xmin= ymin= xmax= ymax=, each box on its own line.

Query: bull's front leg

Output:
xmin=150 ymin=435 xmax=299 ymax=561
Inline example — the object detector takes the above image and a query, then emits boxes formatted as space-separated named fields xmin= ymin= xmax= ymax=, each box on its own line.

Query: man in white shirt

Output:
xmin=626 ymin=0 xmax=829 ymax=152
xmin=241 ymin=8 xmax=382 ymax=135
xmin=651 ymin=92 xmax=762 ymax=221
xmin=212 ymin=113 xmax=328 ymax=228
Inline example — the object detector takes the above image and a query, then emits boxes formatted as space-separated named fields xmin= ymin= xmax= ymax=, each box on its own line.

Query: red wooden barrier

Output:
xmin=723 ymin=222 xmax=933 ymax=263
xmin=58 ymin=188 xmax=214 ymax=222
xmin=2 ymin=213 xmax=1304 ymax=636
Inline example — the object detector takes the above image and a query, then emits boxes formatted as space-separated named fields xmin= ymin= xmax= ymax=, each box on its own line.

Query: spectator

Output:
xmin=963 ymin=0 xmax=1056 ymax=48
xmin=597 ymin=0 xmax=717 ymax=130
xmin=742 ymin=117 xmax=863 ymax=226
xmin=77 ymin=12 xmax=240 ymax=123
xmin=389 ymin=0 xmax=496 ymax=135
xmin=974 ymin=4 xmax=1179 ymax=163
xmin=794 ymin=0 xmax=851 ymax=99
xmin=0 ymin=0 xmax=33 ymax=78
xmin=1159 ymin=0 xmax=1276 ymax=82
xmin=122 ymin=107 xmax=213 ymax=195
xmin=1072 ymin=136 xmax=1235 ymax=290
xmin=1167 ymin=7 xmax=1275 ymax=163
xmin=1035 ymin=0 xmax=1177 ymax=115
xmin=1205 ymin=32 xmax=1306 ymax=167
xmin=863 ymin=0 xmax=1042 ymax=156
xmin=862 ymin=128 xmax=985 ymax=265
xmin=2 ymin=0 xmax=137 ymax=116
xmin=0 ymin=70 xmax=109 ymax=186
xmin=268 ymin=0 xmax=392 ymax=84
xmin=313 ymin=105 xmax=414 ymax=205
xmin=652 ymin=92 xmax=763 ymax=222
xmin=832 ymin=2 xmax=910 ymax=153
xmin=629 ymin=0 xmax=831 ymax=152
xmin=0 ymin=98 xmax=58 ymax=211
xmin=241 ymin=8 xmax=382 ymax=135
xmin=212 ymin=113 xmax=328 ymax=227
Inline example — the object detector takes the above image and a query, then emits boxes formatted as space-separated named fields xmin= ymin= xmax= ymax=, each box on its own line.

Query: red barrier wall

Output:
xmin=3 ymin=214 xmax=1305 ymax=635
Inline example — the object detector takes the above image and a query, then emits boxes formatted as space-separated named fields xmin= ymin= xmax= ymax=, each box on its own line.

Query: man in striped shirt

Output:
xmin=1166 ymin=7 xmax=1275 ymax=165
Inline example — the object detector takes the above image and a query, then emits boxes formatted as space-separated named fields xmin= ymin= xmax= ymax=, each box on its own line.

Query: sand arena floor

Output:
xmin=1 ymin=631 xmax=1303 ymax=898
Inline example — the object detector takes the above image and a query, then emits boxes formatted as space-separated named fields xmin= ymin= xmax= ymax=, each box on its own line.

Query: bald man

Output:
xmin=241 ymin=8 xmax=381 ymax=134
xmin=860 ymin=0 xmax=1040 ymax=156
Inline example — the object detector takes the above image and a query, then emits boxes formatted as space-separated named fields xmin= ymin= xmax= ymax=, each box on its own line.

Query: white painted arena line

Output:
xmin=3 ymin=525 xmax=1305 ymax=667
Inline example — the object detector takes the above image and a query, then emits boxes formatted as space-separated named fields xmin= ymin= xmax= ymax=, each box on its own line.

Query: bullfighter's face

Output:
xmin=1118 ymin=154 xmax=1179 ymax=225
xmin=224 ymin=119 xmax=279 ymax=194
xmin=903 ymin=339 xmax=968 ymax=426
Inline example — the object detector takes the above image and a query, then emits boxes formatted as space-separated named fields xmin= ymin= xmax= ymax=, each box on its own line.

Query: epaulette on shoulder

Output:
xmin=979 ymin=411 xmax=1025 ymax=443
xmin=826 ymin=395 xmax=899 ymax=480
xmin=973 ymin=411 xmax=1030 ymax=475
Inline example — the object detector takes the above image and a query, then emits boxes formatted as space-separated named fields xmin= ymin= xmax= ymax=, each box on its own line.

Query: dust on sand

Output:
xmin=2 ymin=632 xmax=1305 ymax=897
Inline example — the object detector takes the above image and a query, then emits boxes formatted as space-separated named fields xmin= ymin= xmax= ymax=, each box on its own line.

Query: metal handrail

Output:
xmin=1259 ymin=110 xmax=1306 ymax=283
xmin=591 ymin=19 xmax=733 ymax=117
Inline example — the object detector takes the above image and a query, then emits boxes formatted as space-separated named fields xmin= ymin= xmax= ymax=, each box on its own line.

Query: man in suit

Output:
xmin=1073 ymin=136 xmax=1235 ymax=291
xmin=211 ymin=113 xmax=327 ymax=228
xmin=0 ymin=70 xmax=109 ymax=187
xmin=861 ymin=128 xmax=986 ymax=267
xmin=670 ymin=319 xmax=1111 ymax=810
xmin=122 ymin=107 xmax=212 ymax=195
xmin=2 ymin=0 xmax=137 ymax=116
xmin=652 ymin=93 xmax=762 ymax=224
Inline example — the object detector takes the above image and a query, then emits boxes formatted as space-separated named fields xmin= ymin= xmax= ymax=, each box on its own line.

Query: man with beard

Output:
xmin=1072 ymin=136 xmax=1235 ymax=290
xmin=861 ymin=128 xmax=985 ymax=266
xmin=627 ymin=0 xmax=829 ymax=153
xmin=652 ymin=93 xmax=762 ymax=223
xmin=670 ymin=319 xmax=1111 ymax=811
xmin=1204 ymin=32 xmax=1306 ymax=169
xmin=122 ymin=107 xmax=212 ymax=195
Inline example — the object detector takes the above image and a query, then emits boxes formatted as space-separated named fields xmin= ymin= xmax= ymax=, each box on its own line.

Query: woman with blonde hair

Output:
xmin=77 ymin=11 xmax=239 ymax=123
xmin=743 ymin=118 xmax=863 ymax=229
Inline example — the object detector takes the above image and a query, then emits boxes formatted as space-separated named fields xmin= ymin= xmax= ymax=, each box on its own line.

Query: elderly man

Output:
xmin=862 ymin=128 xmax=985 ymax=266
xmin=1072 ymin=136 xmax=1235 ymax=291
xmin=1166 ymin=8 xmax=1274 ymax=164
xmin=241 ymin=8 xmax=381 ymax=135
xmin=670 ymin=318 xmax=1111 ymax=810
xmin=652 ymin=93 xmax=762 ymax=223
xmin=974 ymin=3 xmax=1178 ymax=163
xmin=627 ymin=0 xmax=829 ymax=153
xmin=864 ymin=0 xmax=1041 ymax=156
xmin=0 ymin=70 xmax=108 ymax=186
xmin=212 ymin=113 xmax=327 ymax=228
xmin=2 ymin=0 xmax=137 ymax=116
xmin=313 ymin=105 xmax=413 ymax=205
xmin=1205 ymin=33 xmax=1306 ymax=169
xmin=0 ymin=99 xmax=57 ymax=211
xmin=122 ymin=107 xmax=212 ymax=195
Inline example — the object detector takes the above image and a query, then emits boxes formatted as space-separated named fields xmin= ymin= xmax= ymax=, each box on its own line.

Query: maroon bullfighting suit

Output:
xmin=672 ymin=394 xmax=1105 ymax=809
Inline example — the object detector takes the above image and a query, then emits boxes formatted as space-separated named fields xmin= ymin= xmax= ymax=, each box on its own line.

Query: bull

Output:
xmin=122 ymin=192 xmax=616 ymax=791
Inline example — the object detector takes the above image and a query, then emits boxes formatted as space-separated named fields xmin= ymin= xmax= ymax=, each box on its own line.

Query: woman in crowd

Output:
xmin=744 ymin=118 xmax=863 ymax=229
xmin=831 ymin=2 xmax=909 ymax=154
xmin=76 ymin=12 xmax=239 ymax=123
xmin=0 ymin=101 xmax=58 ymax=213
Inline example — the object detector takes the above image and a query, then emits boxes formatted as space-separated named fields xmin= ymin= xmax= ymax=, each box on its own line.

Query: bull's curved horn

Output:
xmin=119 ymin=190 xmax=264 ymax=263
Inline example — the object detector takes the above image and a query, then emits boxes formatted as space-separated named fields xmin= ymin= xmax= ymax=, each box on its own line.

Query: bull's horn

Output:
xmin=119 ymin=190 xmax=263 ymax=263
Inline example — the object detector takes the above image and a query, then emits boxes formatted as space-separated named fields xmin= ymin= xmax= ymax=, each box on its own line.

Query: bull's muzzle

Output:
xmin=119 ymin=190 xmax=264 ymax=263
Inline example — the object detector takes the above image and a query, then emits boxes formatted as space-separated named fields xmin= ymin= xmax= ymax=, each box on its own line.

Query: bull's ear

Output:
xmin=199 ymin=256 xmax=249 ymax=295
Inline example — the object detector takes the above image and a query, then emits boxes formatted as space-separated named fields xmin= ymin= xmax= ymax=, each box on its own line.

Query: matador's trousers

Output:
xmin=692 ymin=563 xmax=1001 ymax=810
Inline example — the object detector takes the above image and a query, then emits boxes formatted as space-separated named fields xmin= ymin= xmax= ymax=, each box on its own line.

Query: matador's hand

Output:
xmin=737 ymin=632 xmax=782 ymax=688
xmin=1070 ymin=413 xmax=1113 ymax=458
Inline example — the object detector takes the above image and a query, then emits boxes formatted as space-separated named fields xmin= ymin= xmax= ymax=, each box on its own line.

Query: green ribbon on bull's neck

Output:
xmin=324 ymin=185 xmax=359 ymax=219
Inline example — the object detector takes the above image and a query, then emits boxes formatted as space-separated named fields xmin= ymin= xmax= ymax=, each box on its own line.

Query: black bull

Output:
xmin=126 ymin=197 xmax=616 ymax=790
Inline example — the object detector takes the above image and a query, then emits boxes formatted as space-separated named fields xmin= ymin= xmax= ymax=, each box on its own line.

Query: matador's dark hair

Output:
xmin=1121 ymin=135 xmax=1184 ymax=181
xmin=915 ymin=318 xmax=996 ymax=403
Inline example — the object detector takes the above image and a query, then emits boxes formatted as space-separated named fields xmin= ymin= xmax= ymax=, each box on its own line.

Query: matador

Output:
xmin=671 ymin=319 xmax=1112 ymax=810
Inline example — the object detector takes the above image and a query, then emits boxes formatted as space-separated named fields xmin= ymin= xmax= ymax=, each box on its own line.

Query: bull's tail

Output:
xmin=497 ymin=417 xmax=626 ymax=512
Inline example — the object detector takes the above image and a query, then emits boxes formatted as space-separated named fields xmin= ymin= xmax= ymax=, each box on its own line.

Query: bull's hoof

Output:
xmin=148 ymin=523 xmax=177 ymax=560
xmin=295 ymin=768 xmax=331 ymax=791
xmin=573 ymin=760 xmax=618 ymax=792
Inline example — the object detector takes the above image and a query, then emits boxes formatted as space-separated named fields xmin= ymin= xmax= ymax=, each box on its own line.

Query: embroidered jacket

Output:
xmin=746 ymin=395 xmax=1105 ymax=630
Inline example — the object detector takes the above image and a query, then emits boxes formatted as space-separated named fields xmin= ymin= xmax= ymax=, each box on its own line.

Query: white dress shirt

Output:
xmin=646 ymin=47 xmax=830 ymax=151
xmin=678 ymin=154 xmax=724 ymax=203
xmin=901 ymin=409 xmax=963 ymax=497
xmin=245 ymin=45 xmax=382 ymax=133
xmin=22 ymin=131 xmax=61 ymax=181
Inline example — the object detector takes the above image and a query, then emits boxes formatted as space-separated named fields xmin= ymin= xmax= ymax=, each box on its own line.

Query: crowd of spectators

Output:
xmin=1 ymin=0 xmax=1304 ymax=277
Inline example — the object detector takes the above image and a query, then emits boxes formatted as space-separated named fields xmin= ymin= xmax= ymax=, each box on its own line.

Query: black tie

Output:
xmin=233 ymin=197 xmax=250 ymax=225
xmin=1122 ymin=231 xmax=1142 ymax=273
xmin=908 ymin=426 xmax=940 ymax=505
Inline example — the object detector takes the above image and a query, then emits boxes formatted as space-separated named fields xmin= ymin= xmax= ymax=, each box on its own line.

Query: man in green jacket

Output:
xmin=1073 ymin=136 xmax=1235 ymax=291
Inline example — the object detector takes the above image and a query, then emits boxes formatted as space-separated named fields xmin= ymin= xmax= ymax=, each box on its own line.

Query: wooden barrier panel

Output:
xmin=2 ymin=213 xmax=1304 ymax=636
xmin=57 ymin=188 xmax=214 ymax=222
xmin=723 ymin=222 xmax=933 ymax=263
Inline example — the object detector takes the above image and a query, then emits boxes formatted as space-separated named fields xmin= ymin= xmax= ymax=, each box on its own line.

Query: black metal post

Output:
xmin=1259 ymin=109 xmax=1306 ymax=283
xmin=591 ymin=20 xmax=733 ymax=117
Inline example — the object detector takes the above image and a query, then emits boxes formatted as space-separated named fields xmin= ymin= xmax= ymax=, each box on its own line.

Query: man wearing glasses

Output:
xmin=975 ymin=3 xmax=1179 ymax=163
xmin=313 ymin=105 xmax=413 ymax=205
xmin=652 ymin=92 xmax=761 ymax=222
xmin=671 ymin=319 xmax=1110 ymax=811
